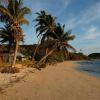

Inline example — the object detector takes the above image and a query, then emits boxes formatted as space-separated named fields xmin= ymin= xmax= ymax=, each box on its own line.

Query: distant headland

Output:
xmin=88 ymin=53 xmax=100 ymax=59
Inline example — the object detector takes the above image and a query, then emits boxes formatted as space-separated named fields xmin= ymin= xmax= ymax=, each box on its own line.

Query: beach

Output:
xmin=0 ymin=61 xmax=100 ymax=100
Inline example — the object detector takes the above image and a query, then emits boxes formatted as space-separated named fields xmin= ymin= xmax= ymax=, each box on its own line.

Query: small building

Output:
xmin=16 ymin=52 xmax=26 ymax=61
xmin=0 ymin=52 xmax=26 ymax=63
xmin=0 ymin=44 xmax=27 ymax=62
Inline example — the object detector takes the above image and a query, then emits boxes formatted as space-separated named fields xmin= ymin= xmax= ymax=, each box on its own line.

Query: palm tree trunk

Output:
xmin=64 ymin=47 xmax=69 ymax=60
xmin=33 ymin=44 xmax=40 ymax=58
xmin=12 ymin=39 xmax=19 ymax=67
xmin=7 ymin=42 xmax=12 ymax=63
xmin=33 ymin=36 xmax=42 ymax=59
xmin=38 ymin=48 xmax=56 ymax=65
xmin=45 ymin=48 xmax=49 ymax=55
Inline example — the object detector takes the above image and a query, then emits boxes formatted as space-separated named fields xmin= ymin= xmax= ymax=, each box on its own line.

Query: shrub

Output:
xmin=0 ymin=66 xmax=19 ymax=73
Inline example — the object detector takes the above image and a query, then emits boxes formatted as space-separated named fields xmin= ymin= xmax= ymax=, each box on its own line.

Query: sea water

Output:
xmin=77 ymin=60 xmax=100 ymax=77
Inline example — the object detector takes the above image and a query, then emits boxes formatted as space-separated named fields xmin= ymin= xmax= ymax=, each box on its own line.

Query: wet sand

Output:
xmin=0 ymin=61 xmax=100 ymax=100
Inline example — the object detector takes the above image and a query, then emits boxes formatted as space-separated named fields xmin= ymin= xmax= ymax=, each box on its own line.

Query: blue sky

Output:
xmin=1 ymin=0 xmax=100 ymax=55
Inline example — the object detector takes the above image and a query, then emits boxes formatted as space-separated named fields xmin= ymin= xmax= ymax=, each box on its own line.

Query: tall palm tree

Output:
xmin=35 ymin=10 xmax=57 ymax=43
xmin=0 ymin=0 xmax=31 ymax=67
xmin=34 ymin=10 xmax=56 ymax=58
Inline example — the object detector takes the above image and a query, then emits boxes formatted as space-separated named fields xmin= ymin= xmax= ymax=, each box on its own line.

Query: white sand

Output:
xmin=0 ymin=61 xmax=100 ymax=100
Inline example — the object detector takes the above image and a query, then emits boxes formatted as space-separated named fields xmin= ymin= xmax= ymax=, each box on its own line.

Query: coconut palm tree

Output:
xmin=38 ymin=23 xmax=76 ymax=66
xmin=0 ymin=25 xmax=14 ymax=53
xmin=0 ymin=25 xmax=24 ymax=53
xmin=54 ymin=23 xmax=75 ymax=50
xmin=35 ymin=10 xmax=57 ymax=43
xmin=54 ymin=23 xmax=76 ymax=59
xmin=0 ymin=25 xmax=17 ymax=62
xmin=34 ymin=10 xmax=57 ymax=58
xmin=0 ymin=0 xmax=31 ymax=67
xmin=34 ymin=11 xmax=76 ymax=67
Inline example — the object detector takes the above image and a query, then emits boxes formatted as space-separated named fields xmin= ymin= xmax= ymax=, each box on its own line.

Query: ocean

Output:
xmin=77 ymin=60 xmax=100 ymax=77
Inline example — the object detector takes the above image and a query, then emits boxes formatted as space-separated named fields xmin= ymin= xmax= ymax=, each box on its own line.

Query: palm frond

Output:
xmin=18 ymin=18 xmax=29 ymax=25
xmin=18 ymin=7 xmax=31 ymax=19
xmin=0 ymin=5 xmax=13 ymax=19
xmin=66 ymin=44 xmax=76 ymax=52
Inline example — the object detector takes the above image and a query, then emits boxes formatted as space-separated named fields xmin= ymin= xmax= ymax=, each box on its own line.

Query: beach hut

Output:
xmin=16 ymin=52 xmax=26 ymax=61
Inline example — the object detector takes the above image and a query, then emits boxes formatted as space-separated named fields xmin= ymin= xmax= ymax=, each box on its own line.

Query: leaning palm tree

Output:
xmin=54 ymin=23 xmax=76 ymax=56
xmin=35 ymin=10 xmax=57 ymax=43
xmin=55 ymin=23 xmax=76 ymax=57
xmin=0 ymin=0 xmax=31 ymax=67
xmin=34 ymin=10 xmax=56 ymax=58
xmin=38 ymin=23 xmax=76 ymax=66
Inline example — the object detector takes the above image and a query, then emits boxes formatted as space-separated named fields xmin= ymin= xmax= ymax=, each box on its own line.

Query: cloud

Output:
xmin=84 ymin=26 xmax=100 ymax=40
xmin=65 ymin=2 xmax=100 ymax=29
xmin=24 ymin=0 xmax=71 ymax=16
xmin=83 ymin=44 xmax=100 ymax=55
xmin=80 ymin=2 xmax=100 ymax=24
xmin=57 ymin=0 xmax=71 ymax=16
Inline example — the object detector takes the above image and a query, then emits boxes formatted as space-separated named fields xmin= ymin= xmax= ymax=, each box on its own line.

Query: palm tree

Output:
xmin=35 ymin=10 xmax=57 ymax=43
xmin=54 ymin=23 xmax=76 ymax=59
xmin=55 ymin=23 xmax=75 ymax=48
xmin=34 ymin=10 xmax=56 ymax=58
xmin=0 ymin=25 xmax=14 ymax=53
xmin=0 ymin=25 xmax=16 ymax=62
xmin=0 ymin=25 xmax=24 ymax=53
xmin=38 ymin=23 xmax=76 ymax=66
xmin=0 ymin=0 xmax=31 ymax=67
xmin=34 ymin=11 xmax=76 ymax=67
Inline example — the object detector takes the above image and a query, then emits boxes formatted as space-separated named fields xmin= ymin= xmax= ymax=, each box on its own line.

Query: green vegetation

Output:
xmin=88 ymin=53 xmax=100 ymax=59
xmin=68 ymin=52 xmax=90 ymax=60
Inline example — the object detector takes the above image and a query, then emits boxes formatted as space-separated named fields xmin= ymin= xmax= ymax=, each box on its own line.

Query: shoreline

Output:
xmin=0 ymin=61 xmax=100 ymax=100
xmin=75 ymin=60 xmax=100 ymax=78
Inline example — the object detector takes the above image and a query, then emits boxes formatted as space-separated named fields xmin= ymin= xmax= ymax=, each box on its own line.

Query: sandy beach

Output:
xmin=0 ymin=61 xmax=100 ymax=100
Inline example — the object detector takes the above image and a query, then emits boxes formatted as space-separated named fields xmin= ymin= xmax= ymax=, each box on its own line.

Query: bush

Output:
xmin=0 ymin=66 xmax=19 ymax=73
xmin=68 ymin=52 xmax=90 ymax=60
xmin=44 ymin=50 xmax=66 ymax=64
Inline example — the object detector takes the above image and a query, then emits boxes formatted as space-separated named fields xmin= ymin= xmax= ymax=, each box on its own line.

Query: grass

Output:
xmin=0 ymin=60 xmax=34 ymax=67
xmin=0 ymin=60 xmax=36 ymax=73
xmin=0 ymin=62 xmax=11 ymax=68
xmin=17 ymin=60 xmax=35 ymax=67
xmin=0 ymin=62 xmax=20 ymax=74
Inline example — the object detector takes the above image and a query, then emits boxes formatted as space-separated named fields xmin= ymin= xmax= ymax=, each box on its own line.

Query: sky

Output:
xmin=1 ymin=0 xmax=100 ymax=55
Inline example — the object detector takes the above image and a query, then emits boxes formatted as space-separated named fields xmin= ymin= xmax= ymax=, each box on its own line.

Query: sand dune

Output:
xmin=0 ymin=61 xmax=100 ymax=100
